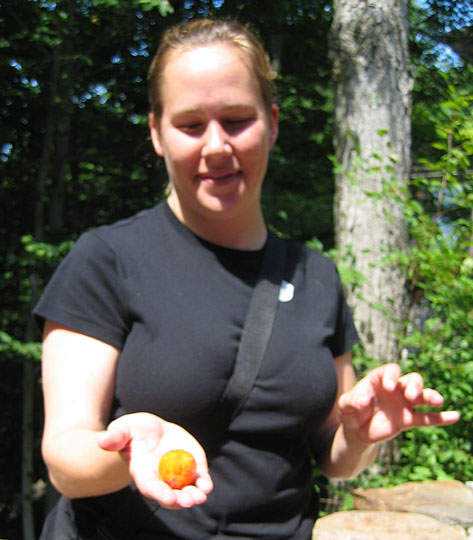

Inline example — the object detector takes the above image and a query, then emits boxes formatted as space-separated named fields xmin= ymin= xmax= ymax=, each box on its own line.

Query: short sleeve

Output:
xmin=33 ymin=231 xmax=129 ymax=348
xmin=328 ymin=266 xmax=360 ymax=357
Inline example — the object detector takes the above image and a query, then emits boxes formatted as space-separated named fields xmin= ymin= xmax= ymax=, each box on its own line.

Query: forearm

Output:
xmin=316 ymin=423 xmax=379 ymax=479
xmin=42 ymin=428 xmax=132 ymax=499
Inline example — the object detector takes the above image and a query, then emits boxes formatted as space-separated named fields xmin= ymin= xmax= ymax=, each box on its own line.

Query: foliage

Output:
xmin=0 ymin=331 xmax=42 ymax=363
xmin=409 ymin=1 xmax=473 ymax=164
xmin=322 ymin=82 xmax=473 ymax=512
xmin=1 ymin=0 xmax=473 ymax=535
xmin=398 ymin=86 xmax=473 ymax=482
xmin=264 ymin=73 xmax=335 ymax=246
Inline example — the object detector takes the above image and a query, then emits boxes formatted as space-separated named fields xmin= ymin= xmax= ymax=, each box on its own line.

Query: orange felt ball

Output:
xmin=158 ymin=449 xmax=197 ymax=489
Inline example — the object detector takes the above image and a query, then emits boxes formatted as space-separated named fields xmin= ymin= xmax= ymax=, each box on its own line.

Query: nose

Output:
xmin=202 ymin=121 xmax=231 ymax=158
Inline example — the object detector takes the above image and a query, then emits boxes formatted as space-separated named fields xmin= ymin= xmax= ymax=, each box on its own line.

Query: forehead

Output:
xmin=160 ymin=44 xmax=263 ymax=109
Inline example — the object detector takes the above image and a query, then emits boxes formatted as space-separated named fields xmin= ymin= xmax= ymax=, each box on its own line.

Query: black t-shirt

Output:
xmin=35 ymin=202 xmax=359 ymax=540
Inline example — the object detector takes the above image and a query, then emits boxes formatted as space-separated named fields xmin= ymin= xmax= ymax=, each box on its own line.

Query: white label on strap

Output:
xmin=278 ymin=280 xmax=294 ymax=302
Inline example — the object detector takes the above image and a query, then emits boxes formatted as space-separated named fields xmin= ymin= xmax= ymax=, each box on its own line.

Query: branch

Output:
xmin=410 ymin=169 xmax=473 ymax=179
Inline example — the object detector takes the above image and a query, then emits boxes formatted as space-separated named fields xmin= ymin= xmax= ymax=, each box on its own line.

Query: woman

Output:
xmin=35 ymin=18 xmax=459 ymax=539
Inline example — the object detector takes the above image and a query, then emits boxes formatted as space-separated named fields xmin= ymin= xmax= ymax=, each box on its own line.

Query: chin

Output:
xmin=200 ymin=203 xmax=241 ymax=219
xmin=197 ymin=192 xmax=246 ymax=216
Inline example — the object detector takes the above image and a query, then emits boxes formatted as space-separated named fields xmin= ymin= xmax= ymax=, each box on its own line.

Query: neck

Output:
xmin=167 ymin=193 xmax=267 ymax=250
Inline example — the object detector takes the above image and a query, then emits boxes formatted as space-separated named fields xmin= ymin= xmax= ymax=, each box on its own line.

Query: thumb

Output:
xmin=97 ymin=424 xmax=131 ymax=452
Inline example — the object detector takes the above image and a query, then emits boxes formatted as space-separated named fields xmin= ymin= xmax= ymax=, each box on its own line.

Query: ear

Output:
xmin=149 ymin=113 xmax=164 ymax=157
xmin=268 ymin=104 xmax=279 ymax=149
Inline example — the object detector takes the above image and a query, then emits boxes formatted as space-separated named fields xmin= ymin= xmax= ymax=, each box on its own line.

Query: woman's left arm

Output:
xmin=311 ymin=352 xmax=461 ymax=479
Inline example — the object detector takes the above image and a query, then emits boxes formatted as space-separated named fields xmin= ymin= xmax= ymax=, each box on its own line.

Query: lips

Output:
xmin=198 ymin=170 xmax=242 ymax=184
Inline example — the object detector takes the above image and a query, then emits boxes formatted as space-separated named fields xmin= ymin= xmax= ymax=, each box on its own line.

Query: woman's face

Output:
xmin=149 ymin=44 xmax=278 ymax=227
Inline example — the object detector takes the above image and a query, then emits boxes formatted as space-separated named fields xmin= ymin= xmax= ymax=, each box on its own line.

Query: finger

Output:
xmin=407 ymin=387 xmax=444 ymax=407
xmin=338 ymin=382 xmax=376 ymax=433
xmin=398 ymin=384 xmax=444 ymax=407
xmin=180 ymin=485 xmax=209 ymax=506
xmin=338 ymin=380 xmax=375 ymax=413
xmin=144 ymin=483 xmax=208 ymax=510
xmin=410 ymin=409 xmax=460 ymax=428
xmin=398 ymin=372 xmax=424 ymax=401
xmin=421 ymin=388 xmax=444 ymax=407
xmin=160 ymin=492 xmax=205 ymax=511
xmin=380 ymin=363 xmax=402 ymax=391
xmin=137 ymin=476 xmax=178 ymax=507
xmin=174 ymin=488 xmax=200 ymax=508
xmin=191 ymin=447 xmax=213 ymax=492
xmin=364 ymin=363 xmax=400 ymax=392
xmin=195 ymin=472 xmax=213 ymax=494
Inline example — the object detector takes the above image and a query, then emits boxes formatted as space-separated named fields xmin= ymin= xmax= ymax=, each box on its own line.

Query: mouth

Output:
xmin=198 ymin=171 xmax=242 ymax=184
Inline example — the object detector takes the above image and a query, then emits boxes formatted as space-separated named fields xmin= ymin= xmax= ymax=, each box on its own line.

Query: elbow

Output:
xmin=46 ymin=469 xmax=77 ymax=499
xmin=42 ymin=453 xmax=76 ymax=499
xmin=41 ymin=437 xmax=81 ymax=499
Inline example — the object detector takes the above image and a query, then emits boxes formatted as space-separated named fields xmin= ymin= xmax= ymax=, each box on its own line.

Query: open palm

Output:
xmin=98 ymin=412 xmax=213 ymax=510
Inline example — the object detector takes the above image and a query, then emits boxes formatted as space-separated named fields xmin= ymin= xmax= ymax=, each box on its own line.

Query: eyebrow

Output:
xmin=172 ymin=103 xmax=256 ymax=116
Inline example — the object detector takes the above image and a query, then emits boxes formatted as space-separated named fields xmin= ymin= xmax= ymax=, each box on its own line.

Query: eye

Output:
xmin=178 ymin=122 xmax=203 ymax=133
xmin=223 ymin=117 xmax=253 ymax=130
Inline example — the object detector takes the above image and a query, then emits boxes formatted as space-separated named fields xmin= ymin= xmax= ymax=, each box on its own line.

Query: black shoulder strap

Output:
xmin=220 ymin=232 xmax=286 ymax=422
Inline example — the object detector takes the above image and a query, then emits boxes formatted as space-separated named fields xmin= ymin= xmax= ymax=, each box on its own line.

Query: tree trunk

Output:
xmin=22 ymin=41 xmax=61 ymax=540
xmin=330 ymin=0 xmax=413 ymax=364
xmin=22 ymin=281 xmax=39 ymax=540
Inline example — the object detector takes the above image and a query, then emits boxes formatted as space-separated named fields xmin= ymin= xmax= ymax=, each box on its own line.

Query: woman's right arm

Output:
xmin=41 ymin=320 xmax=213 ymax=509
xmin=41 ymin=320 xmax=130 ymax=497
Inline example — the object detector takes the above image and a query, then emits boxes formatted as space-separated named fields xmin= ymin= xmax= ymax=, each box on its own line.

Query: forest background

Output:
xmin=1 ymin=0 xmax=472 ymax=539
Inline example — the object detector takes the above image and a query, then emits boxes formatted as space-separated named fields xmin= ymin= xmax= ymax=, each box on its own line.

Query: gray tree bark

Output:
xmin=330 ymin=0 xmax=413 ymax=363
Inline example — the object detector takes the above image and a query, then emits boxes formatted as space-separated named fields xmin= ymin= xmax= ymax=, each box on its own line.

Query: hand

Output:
xmin=338 ymin=363 xmax=460 ymax=444
xmin=97 ymin=412 xmax=213 ymax=510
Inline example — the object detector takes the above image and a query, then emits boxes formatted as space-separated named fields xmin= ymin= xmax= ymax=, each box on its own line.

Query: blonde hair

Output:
xmin=147 ymin=18 xmax=277 ymax=119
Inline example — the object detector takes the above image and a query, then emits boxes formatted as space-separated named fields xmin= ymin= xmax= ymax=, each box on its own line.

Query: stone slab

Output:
xmin=353 ymin=480 xmax=473 ymax=527
xmin=312 ymin=510 xmax=467 ymax=540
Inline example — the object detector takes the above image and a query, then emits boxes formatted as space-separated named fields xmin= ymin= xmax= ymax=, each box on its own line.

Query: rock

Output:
xmin=352 ymin=480 xmax=473 ymax=528
xmin=312 ymin=510 xmax=467 ymax=540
